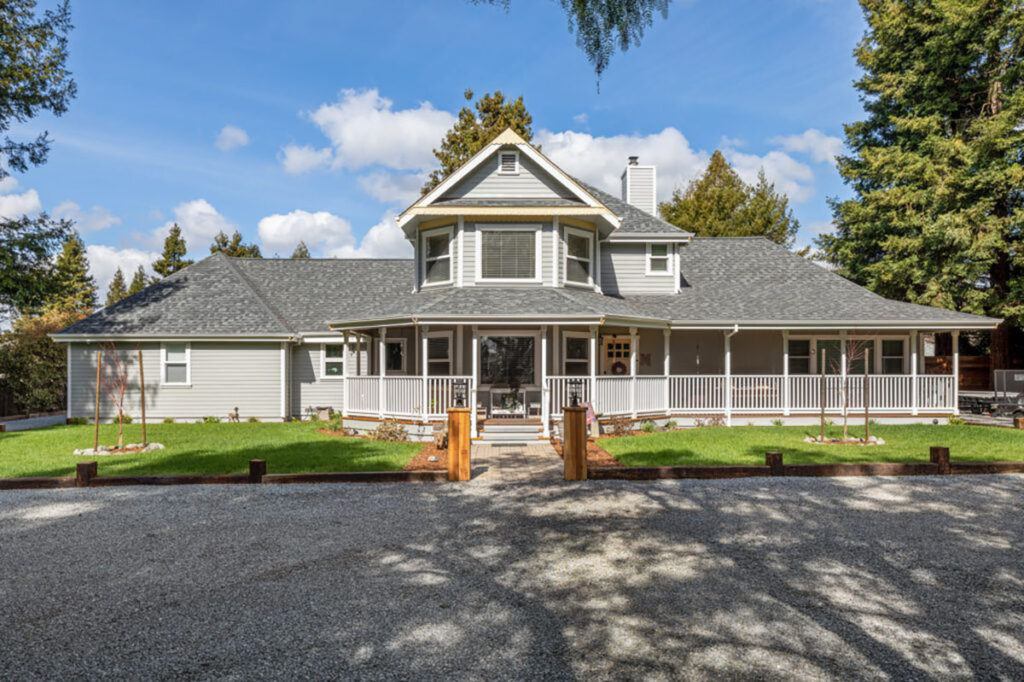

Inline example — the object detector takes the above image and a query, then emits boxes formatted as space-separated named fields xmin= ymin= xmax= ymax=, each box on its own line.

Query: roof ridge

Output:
xmin=220 ymin=255 xmax=294 ymax=334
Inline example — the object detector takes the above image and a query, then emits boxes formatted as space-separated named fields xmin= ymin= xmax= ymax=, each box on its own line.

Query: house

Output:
xmin=53 ymin=129 xmax=998 ymax=440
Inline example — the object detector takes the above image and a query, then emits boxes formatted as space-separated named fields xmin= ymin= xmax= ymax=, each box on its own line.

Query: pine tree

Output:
xmin=152 ymin=224 xmax=193 ymax=277
xmin=127 ymin=265 xmax=148 ymax=295
xmin=660 ymin=152 xmax=800 ymax=247
xmin=291 ymin=241 xmax=311 ymax=259
xmin=817 ymin=0 xmax=1024 ymax=367
xmin=50 ymin=233 xmax=96 ymax=312
xmin=210 ymin=230 xmax=261 ymax=258
xmin=105 ymin=267 xmax=127 ymax=306
xmin=422 ymin=89 xmax=534 ymax=193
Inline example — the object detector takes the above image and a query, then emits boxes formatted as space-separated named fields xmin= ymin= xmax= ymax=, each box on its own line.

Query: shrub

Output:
xmin=606 ymin=417 xmax=632 ymax=436
xmin=162 ymin=417 xmax=174 ymax=424
xmin=371 ymin=419 xmax=407 ymax=442
xmin=202 ymin=415 xmax=220 ymax=424
xmin=247 ymin=416 xmax=260 ymax=423
xmin=664 ymin=419 xmax=677 ymax=431
xmin=122 ymin=414 xmax=133 ymax=424
xmin=328 ymin=413 xmax=344 ymax=431
xmin=67 ymin=417 xmax=87 ymax=425
xmin=947 ymin=415 xmax=965 ymax=426
xmin=640 ymin=420 xmax=656 ymax=433
xmin=771 ymin=418 xmax=785 ymax=427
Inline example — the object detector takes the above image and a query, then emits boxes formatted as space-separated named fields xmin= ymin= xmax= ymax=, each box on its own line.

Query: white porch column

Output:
xmin=553 ymin=324 xmax=561 ymax=374
xmin=840 ymin=330 xmax=848 ymax=418
xmin=456 ymin=325 xmax=464 ymax=374
xmin=782 ymin=330 xmax=790 ymax=416
xmin=378 ymin=328 xmax=386 ymax=418
xmin=724 ymin=330 xmax=733 ymax=426
xmin=471 ymin=326 xmax=479 ymax=437
xmin=952 ymin=330 xmax=960 ymax=415
xmin=341 ymin=334 xmax=350 ymax=417
xmin=421 ymin=325 xmax=429 ymax=423
xmin=589 ymin=325 xmax=598 ymax=409
xmin=910 ymin=330 xmax=919 ymax=416
xmin=629 ymin=327 xmax=638 ymax=418
xmin=663 ymin=328 xmax=671 ymax=414
xmin=541 ymin=325 xmax=549 ymax=437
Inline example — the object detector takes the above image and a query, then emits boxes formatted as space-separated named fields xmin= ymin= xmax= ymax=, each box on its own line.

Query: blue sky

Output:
xmin=3 ymin=0 xmax=866 ymax=293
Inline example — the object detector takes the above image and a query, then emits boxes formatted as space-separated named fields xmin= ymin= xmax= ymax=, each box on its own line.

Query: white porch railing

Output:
xmin=544 ymin=374 xmax=956 ymax=418
xmin=342 ymin=375 xmax=474 ymax=420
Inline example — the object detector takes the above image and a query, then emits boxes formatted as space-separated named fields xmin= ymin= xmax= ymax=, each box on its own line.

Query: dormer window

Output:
xmin=498 ymin=150 xmax=519 ymax=175
xmin=476 ymin=224 xmax=542 ymax=282
xmin=422 ymin=226 xmax=453 ymax=286
xmin=646 ymin=243 xmax=673 ymax=276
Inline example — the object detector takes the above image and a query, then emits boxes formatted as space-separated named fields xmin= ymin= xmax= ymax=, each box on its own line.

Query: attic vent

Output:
xmin=498 ymin=151 xmax=519 ymax=174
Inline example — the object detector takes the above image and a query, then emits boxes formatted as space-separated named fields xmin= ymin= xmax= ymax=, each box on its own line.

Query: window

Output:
xmin=480 ymin=336 xmax=535 ymax=386
xmin=322 ymin=344 xmax=345 ymax=378
xmin=477 ymin=226 xmax=540 ymax=281
xmin=563 ymin=334 xmax=590 ymax=376
xmin=788 ymin=339 xmax=811 ymax=374
xmin=422 ymin=227 xmax=452 ymax=285
xmin=498 ymin=151 xmax=519 ymax=174
xmin=162 ymin=342 xmax=189 ymax=385
xmin=385 ymin=339 xmax=406 ymax=374
xmin=427 ymin=333 xmax=451 ymax=376
xmin=881 ymin=339 xmax=905 ymax=375
xmin=646 ymin=243 xmax=672 ymax=275
xmin=564 ymin=228 xmax=593 ymax=286
xmin=602 ymin=336 xmax=631 ymax=375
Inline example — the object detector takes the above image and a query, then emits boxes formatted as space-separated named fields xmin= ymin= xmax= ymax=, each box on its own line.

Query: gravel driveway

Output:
xmin=2 ymin=473 xmax=1023 ymax=679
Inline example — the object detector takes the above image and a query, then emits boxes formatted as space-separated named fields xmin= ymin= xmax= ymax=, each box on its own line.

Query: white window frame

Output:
xmin=384 ymin=338 xmax=407 ymax=375
xmin=161 ymin=342 xmax=191 ymax=386
xmin=420 ymin=225 xmax=454 ymax=288
xmin=475 ymin=223 xmax=543 ymax=284
xmin=562 ymin=331 xmax=591 ymax=376
xmin=645 ymin=242 xmax=674 ymax=276
xmin=786 ymin=338 xmax=813 ymax=375
xmin=426 ymin=330 xmax=453 ymax=376
xmin=789 ymin=334 xmax=910 ymax=375
xmin=478 ymin=329 xmax=542 ymax=388
xmin=497 ymin=150 xmax=520 ymax=175
xmin=320 ymin=343 xmax=346 ymax=381
xmin=879 ymin=337 xmax=907 ymax=375
xmin=562 ymin=226 xmax=594 ymax=288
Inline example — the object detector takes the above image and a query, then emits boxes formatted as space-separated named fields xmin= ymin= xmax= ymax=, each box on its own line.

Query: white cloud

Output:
xmin=331 ymin=213 xmax=412 ymax=259
xmin=86 ymin=244 xmax=160 ymax=297
xmin=155 ymin=199 xmax=235 ymax=252
xmin=358 ymin=171 xmax=424 ymax=205
xmin=0 ymin=188 xmax=42 ymax=219
xmin=215 ymin=125 xmax=250 ymax=151
xmin=536 ymin=128 xmax=709 ymax=201
xmin=727 ymin=149 xmax=816 ymax=203
xmin=769 ymin=129 xmax=843 ymax=164
xmin=0 ymin=176 xmax=18 ymax=193
xmin=257 ymin=209 xmax=355 ymax=255
xmin=257 ymin=209 xmax=412 ymax=259
xmin=572 ymin=112 xmax=589 ymax=125
xmin=308 ymin=88 xmax=454 ymax=171
xmin=52 ymin=201 xmax=121 ymax=231
xmin=280 ymin=144 xmax=332 ymax=174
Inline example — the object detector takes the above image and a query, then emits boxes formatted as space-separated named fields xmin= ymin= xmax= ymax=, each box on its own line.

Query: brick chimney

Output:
xmin=620 ymin=156 xmax=657 ymax=216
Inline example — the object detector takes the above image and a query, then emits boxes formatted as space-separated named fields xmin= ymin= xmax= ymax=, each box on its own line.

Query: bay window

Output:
xmin=422 ymin=226 xmax=452 ymax=286
xmin=564 ymin=227 xmax=593 ymax=286
xmin=477 ymin=225 xmax=541 ymax=282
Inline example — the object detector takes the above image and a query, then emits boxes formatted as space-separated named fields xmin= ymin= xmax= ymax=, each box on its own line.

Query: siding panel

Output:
xmin=444 ymin=152 xmax=575 ymax=200
xmin=600 ymin=243 xmax=676 ymax=294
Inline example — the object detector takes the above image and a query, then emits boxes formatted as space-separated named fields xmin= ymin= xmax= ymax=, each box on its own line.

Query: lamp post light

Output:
xmin=569 ymin=378 xmax=584 ymax=408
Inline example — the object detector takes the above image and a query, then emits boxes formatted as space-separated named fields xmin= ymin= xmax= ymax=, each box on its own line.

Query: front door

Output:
xmin=479 ymin=335 xmax=536 ymax=418
xmin=601 ymin=336 xmax=631 ymax=375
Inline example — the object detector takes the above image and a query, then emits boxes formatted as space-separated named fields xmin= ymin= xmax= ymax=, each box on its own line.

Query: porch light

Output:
xmin=569 ymin=378 xmax=584 ymax=408
xmin=453 ymin=378 xmax=469 ymax=408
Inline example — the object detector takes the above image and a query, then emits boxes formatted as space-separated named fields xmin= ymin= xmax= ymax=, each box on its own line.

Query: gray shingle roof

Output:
xmin=577 ymin=180 xmax=692 ymax=237
xmin=56 ymin=238 xmax=997 ymax=337
xmin=628 ymin=237 xmax=996 ymax=324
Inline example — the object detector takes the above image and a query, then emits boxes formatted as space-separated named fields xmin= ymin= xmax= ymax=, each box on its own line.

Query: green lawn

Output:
xmin=0 ymin=422 xmax=424 ymax=478
xmin=600 ymin=424 xmax=1024 ymax=467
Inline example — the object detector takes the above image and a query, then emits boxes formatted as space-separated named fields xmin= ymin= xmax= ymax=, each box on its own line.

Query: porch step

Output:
xmin=479 ymin=419 xmax=545 ymax=443
xmin=481 ymin=423 xmax=544 ymax=434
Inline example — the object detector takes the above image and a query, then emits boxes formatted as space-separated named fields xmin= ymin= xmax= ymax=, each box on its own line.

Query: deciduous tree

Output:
xmin=0 ymin=307 xmax=83 ymax=415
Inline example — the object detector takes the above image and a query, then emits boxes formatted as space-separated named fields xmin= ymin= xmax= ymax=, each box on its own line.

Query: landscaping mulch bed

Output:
xmin=550 ymin=438 xmax=620 ymax=468
xmin=317 ymin=427 xmax=446 ymax=472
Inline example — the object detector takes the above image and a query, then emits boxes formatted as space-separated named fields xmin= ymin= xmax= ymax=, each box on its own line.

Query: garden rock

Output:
xmin=73 ymin=442 xmax=166 ymax=456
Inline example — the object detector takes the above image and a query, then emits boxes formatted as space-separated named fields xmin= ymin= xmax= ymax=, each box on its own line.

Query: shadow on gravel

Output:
xmin=1 ymin=474 xmax=1023 ymax=678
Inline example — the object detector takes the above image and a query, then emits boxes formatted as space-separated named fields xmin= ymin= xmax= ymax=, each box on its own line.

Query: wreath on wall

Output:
xmin=611 ymin=361 xmax=628 ymax=375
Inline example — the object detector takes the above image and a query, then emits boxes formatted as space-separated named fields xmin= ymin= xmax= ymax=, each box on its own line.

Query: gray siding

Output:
xmin=69 ymin=341 xmax=284 ymax=421
xmin=600 ymin=243 xmax=676 ymax=295
xmin=290 ymin=343 xmax=369 ymax=418
xmin=444 ymin=152 xmax=574 ymax=200
xmin=622 ymin=166 xmax=656 ymax=216
xmin=461 ymin=221 xmax=554 ymax=286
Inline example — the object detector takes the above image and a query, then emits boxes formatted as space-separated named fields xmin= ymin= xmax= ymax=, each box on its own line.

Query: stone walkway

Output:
xmin=472 ymin=441 xmax=563 ymax=482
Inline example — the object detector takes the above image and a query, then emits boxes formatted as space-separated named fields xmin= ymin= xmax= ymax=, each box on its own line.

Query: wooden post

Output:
xmin=929 ymin=446 xmax=950 ymax=475
xmin=563 ymin=406 xmax=587 ymax=481
xmin=137 ymin=347 xmax=147 ymax=445
xmin=447 ymin=407 xmax=471 ymax=482
xmin=1014 ymin=416 xmax=1024 ymax=430
xmin=765 ymin=450 xmax=783 ymax=476
xmin=93 ymin=348 xmax=103 ymax=450
xmin=249 ymin=459 xmax=266 ymax=483
xmin=76 ymin=461 xmax=97 ymax=487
